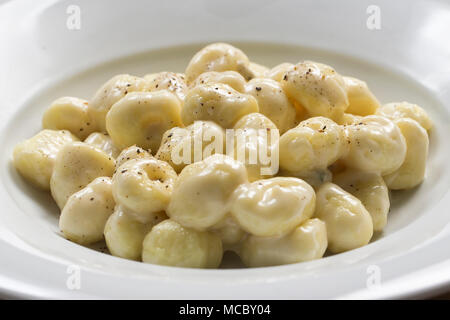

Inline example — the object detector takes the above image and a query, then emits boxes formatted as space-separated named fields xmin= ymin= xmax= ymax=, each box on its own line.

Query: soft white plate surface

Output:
xmin=0 ymin=0 xmax=449 ymax=299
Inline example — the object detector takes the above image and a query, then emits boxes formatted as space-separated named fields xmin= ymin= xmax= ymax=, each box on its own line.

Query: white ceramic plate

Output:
xmin=1 ymin=0 xmax=450 ymax=299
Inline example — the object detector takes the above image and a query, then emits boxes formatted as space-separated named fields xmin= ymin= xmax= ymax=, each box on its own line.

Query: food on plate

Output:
xmin=13 ymin=42 xmax=432 ymax=268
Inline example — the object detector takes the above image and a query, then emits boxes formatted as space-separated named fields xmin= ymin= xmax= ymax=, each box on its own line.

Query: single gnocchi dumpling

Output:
xmin=144 ymin=72 xmax=187 ymax=103
xmin=191 ymin=71 xmax=246 ymax=93
xmin=279 ymin=117 xmax=346 ymax=177
xmin=376 ymin=101 xmax=433 ymax=131
xmin=343 ymin=77 xmax=380 ymax=116
xmin=230 ymin=177 xmax=316 ymax=237
xmin=142 ymin=219 xmax=223 ymax=268
xmin=281 ymin=61 xmax=349 ymax=120
xmin=106 ymin=90 xmax=183 ymax=152
xmin=156 ymin=121 xmax=225 ymax=173
xmin=210 ymin=215 xmax=246 ymax=251
xmin=181 ymin=83 xmax=259 ymax=128
xmin=245 ymin=78 xmax=297 ymax=133
xmin=342 ymin=115 xmax=407 ymax=175
xmin=334 ymin=171 xmax=389 ymax=231
xmin=13 ymin=129 xmax=78 ymax=190
xmin=167 ymin=154 xmax=248 ymax=230
xmin=229 ymin=115 xmax=279 ymax=181
xmin=59 ymin=177 xmax=115 ymax=245
xmin=89 ymin=74 xmax=148 ymax=132
xmin=42 ymin=97 xmax=96 ymax=140
xmin=104 ymin=205 xmax=166 ymax=261
xmin=50 ymin=142 xmax=116 ymax=209
xmin=265 ymin=63 xmax=294 ymax=82
xmin=383 ymin=118 xmax=429 ymax=190
xmin=112 ymin=158 xmax=177 ymax=223
xmin=240 ymin=218 xmax=327 ymax=267
xmin=185 ymin=43 xmax=250 ymax=83
xmin=84 ymin=132 xmax=120 ymax=158
xmin=115 ymin=145 xmax=153 ymax=169
xmin=315 ymin=182 xmax=373 ymax=253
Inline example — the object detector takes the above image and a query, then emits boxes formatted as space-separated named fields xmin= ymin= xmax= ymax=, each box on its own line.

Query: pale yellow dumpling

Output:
xmin=245 ymin=78 xmax=297 ymax=133
xmin=89 ymin=74 xmax=148 ymax=132
xmin=42 ymin=97 xmax=96 ymax=140
xmin=104 ymin=205 xmax=166 ymax=261
xmin=142 ymin=219 xmax=223 ymax=268
xmin=342 ymin=115 xmax=407 ymax=175
xmin=334 ymin=170 xmax=389 ymax=231
xmin=50 ymin=142 xmax=115 ymax=209
xmin=106 ymin=90 xmax=182 ymax=152
xmin=230 ymin=177 xmax=316 ymax=237
xmin=156 ymin=121 xmax=225 ymax=173
xmin=185 ymin=43 xmax=250 ymax=83
xmin=144 ymin=72 xmax=187 ymax=103
xmin=230 ymin=113 xmax=279 ymax=181
xmin=240 ymin=218 xmax=327 ymax=267
xmin=279 ymin=117 xmax=346 ymax=177
xmin=59 ymin=177 xmax=115 ymax=245
xmin=383 ymin=118 xmax=429 ymax=189
xmin=112 ymin=158 xmax=177 ymax=223
xmin=281 ymin=61 xmax=349 ymax=120
xmin=376 ymin=101 xmax=433 ymax=131
xmin=343 ymin=76 xmax=380 ymax=116
xmin=13 ymin=129 xmax=78 ymax=190
xmin=181 ymin=83 xmax=259 ymax=128
xmin=315 ymin=182 xmax=373 ymax=253
xmin=167 ymin=154 xmax=248 ymax=230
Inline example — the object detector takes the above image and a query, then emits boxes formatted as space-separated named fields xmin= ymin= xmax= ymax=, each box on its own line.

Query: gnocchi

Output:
xmin=376 ymin=101 xmax=433 ymax=131
xmin=230 ymin=113 xmax=279 ymax=181
xmin=104 ymin=205 xmax=166 ymax=261
xmin=42 ymin=97 xmax=96 ymax=140
xmin=59 ymin=177 xmax=115 ymax=245
xmin=334 ymin=170 xmax=389 ymax=231
xmin=181 ymin=83 xmax=259 ymax=128
xmin=185 ymin=43 xmax=250 ymax=83
xmin=342 ymin=115 xmax=407 ymax=175
xmin=106 ymin=90 xmax=183 ymax=152
xmin=156 ymin=120 xmax=225 ymax=173
xmin=315 ymin=182 xmax=373 ymax=253
xmin=383 ymin=118 xmax=429 ymax=189
xmin=240 ymin=218 xmax=327 ymax=267
xmin=144 ymin=72 xmax=188 ymax=103
xmin=343 ymin=77 xmax=380 ymax=116
xmin=50 ymin=141 xmax=115 ymax=209
xmin=167 ymin=154 xmax=248 ymax=230
xmin=112 ymin=157 xmax=177 ymax=223
xmin=89 ymin=74 xmax=148 ymax=132
xmin=281 ymin=61 xmax=349 ymax=120
xmin=13 ymin=129 xmax=78 ymax=190
xmin=13 ymin=42 xmax=433 ymax=269
xmin=279 ymin=117 xmax=346 ymax=179
xmin=230 ymin=177 xmax=316 ymax=237
xmin=245 ymin=78 xmax=297 ymax=133
xmin=142 ymin=219 xmax=223 ymax=268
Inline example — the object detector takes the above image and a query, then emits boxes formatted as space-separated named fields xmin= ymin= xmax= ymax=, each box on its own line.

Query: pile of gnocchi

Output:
xmin=13 ymin=43 xmax=432 ymax=268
